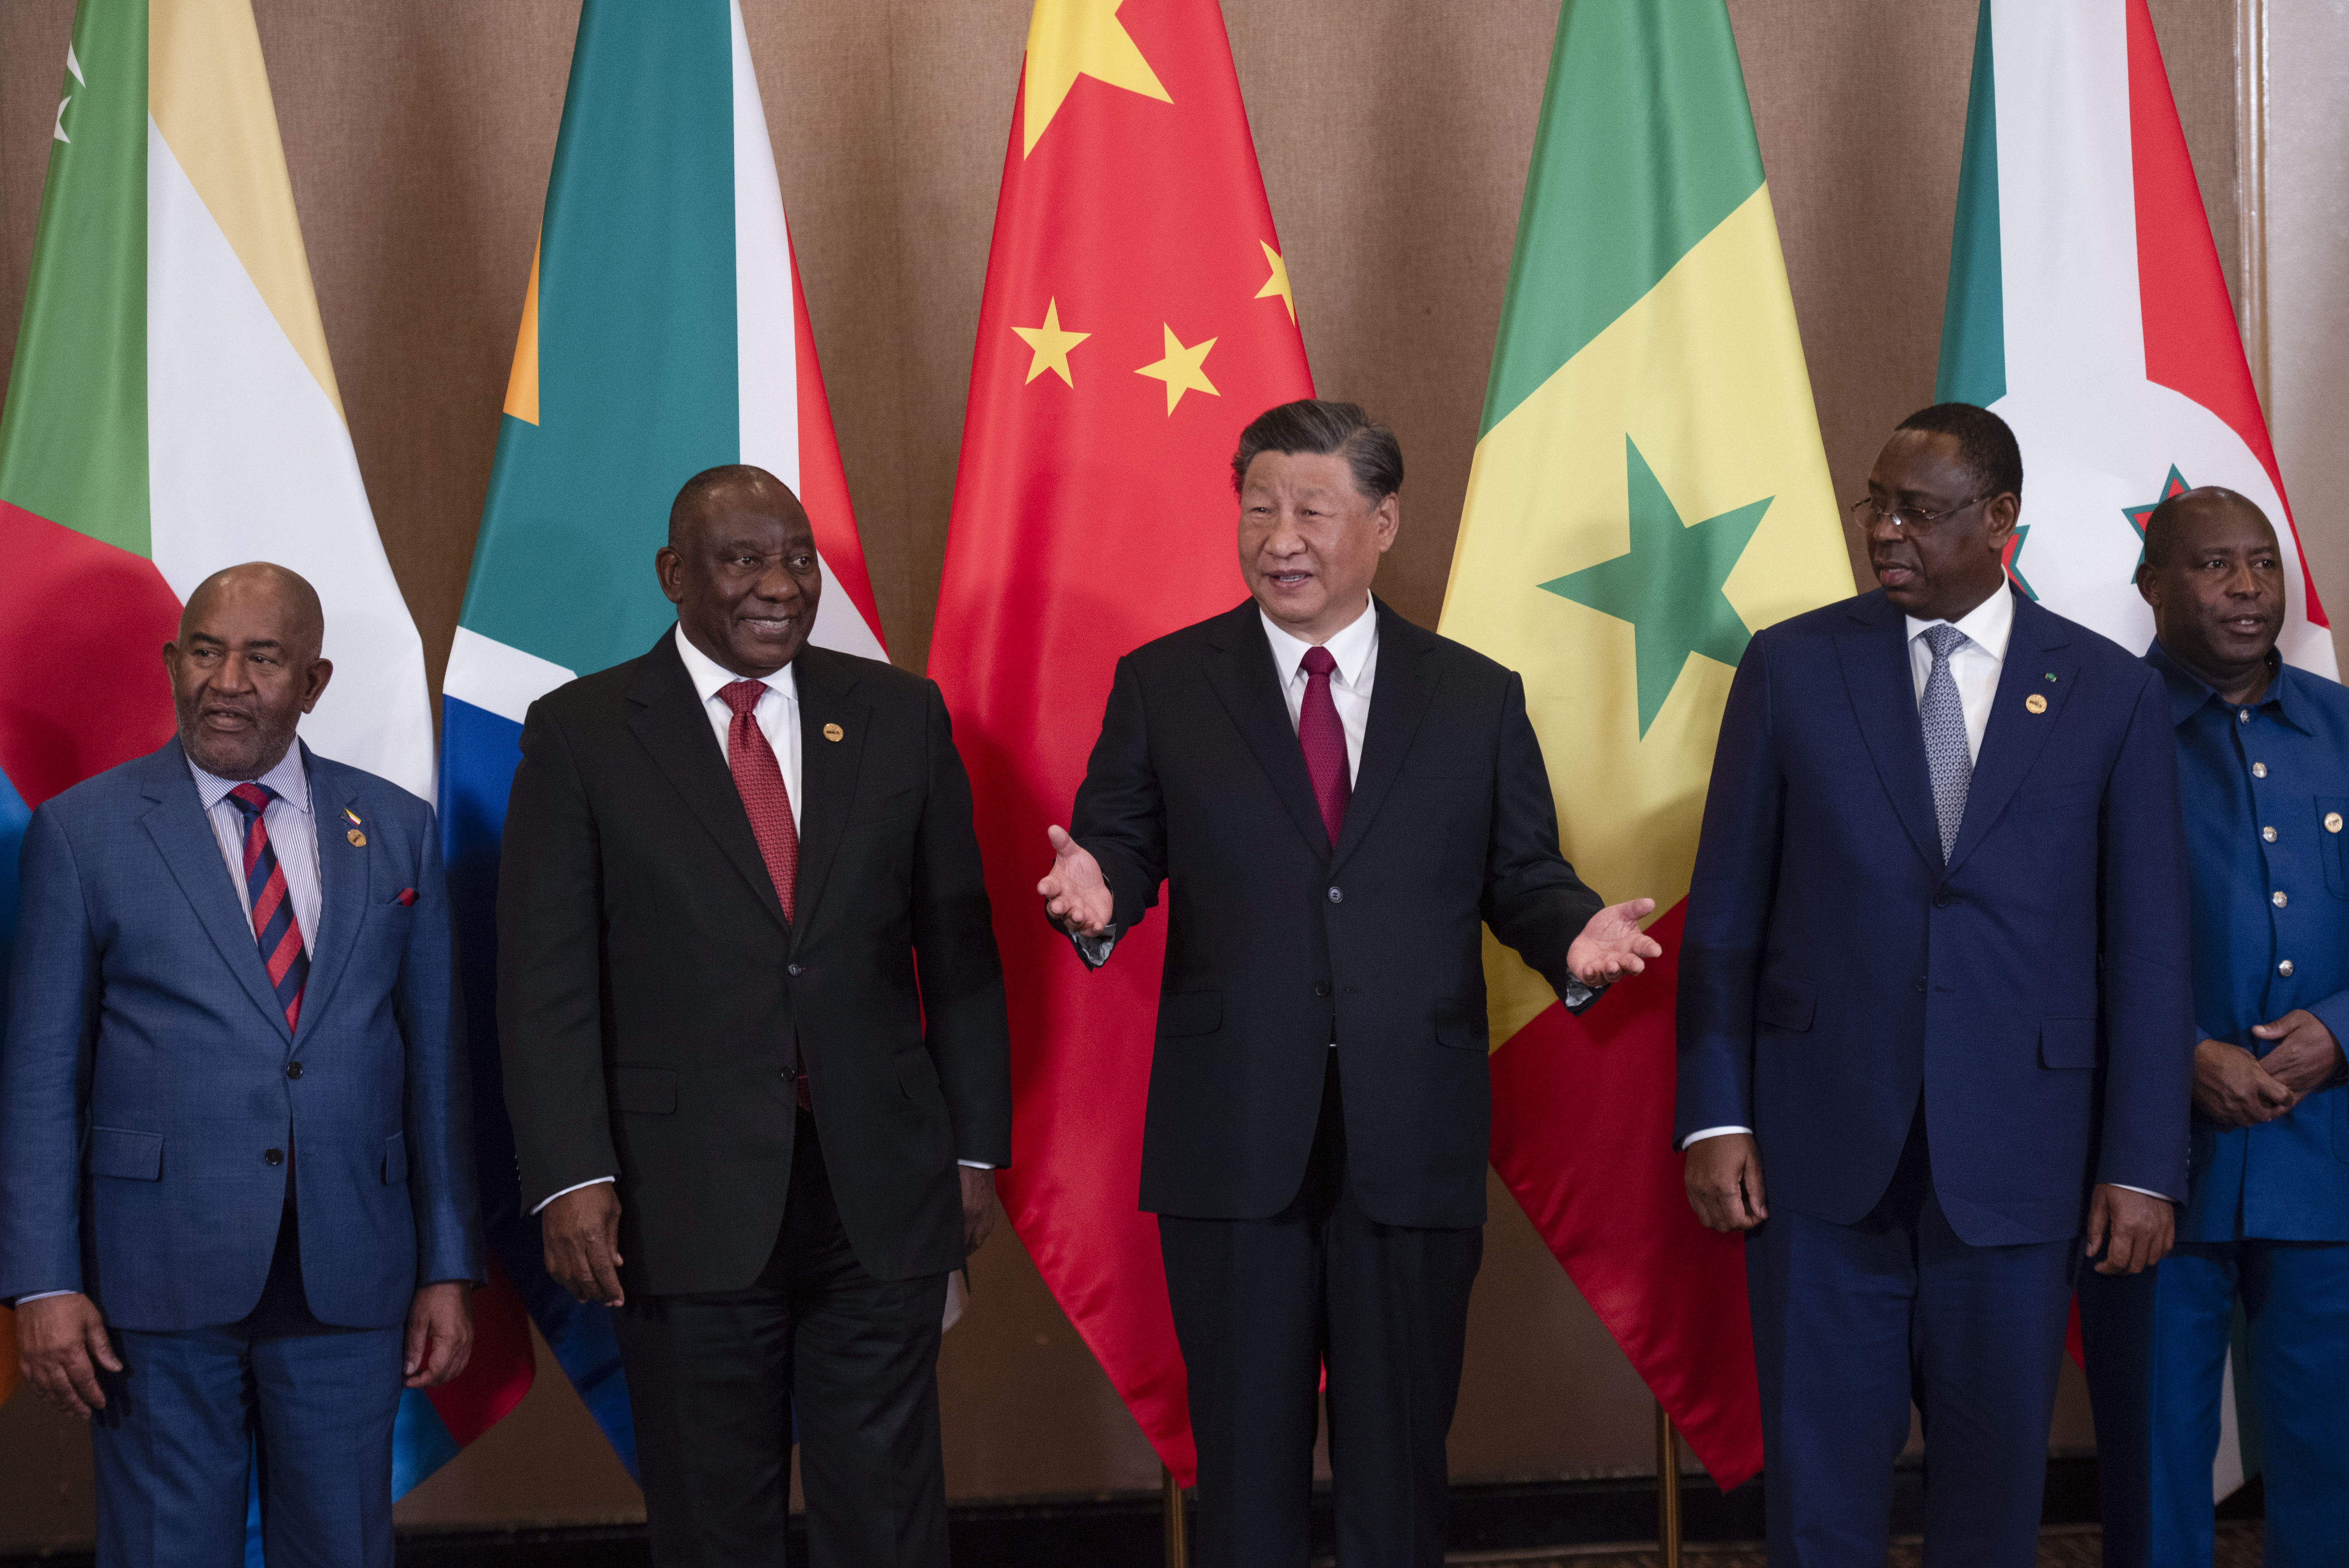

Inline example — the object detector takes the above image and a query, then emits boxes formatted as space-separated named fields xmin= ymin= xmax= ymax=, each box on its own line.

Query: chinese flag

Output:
xmin=928 ymin=0 xmax=1313 ymax=1484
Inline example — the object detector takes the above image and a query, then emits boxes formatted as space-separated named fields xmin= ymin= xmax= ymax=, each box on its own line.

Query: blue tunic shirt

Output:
xmin=2148 ymin=639 xmax=2349 ymax=1242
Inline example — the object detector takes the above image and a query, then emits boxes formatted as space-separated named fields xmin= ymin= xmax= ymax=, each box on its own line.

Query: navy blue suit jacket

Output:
xmin=1675 ymin=590 xmax=2195 ymax=1246
xmin=0 ymin=740 xmax=481 ymax=1330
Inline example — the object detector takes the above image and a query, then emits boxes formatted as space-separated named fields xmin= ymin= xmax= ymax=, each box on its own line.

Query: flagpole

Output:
xmin=1655 ymin=1400 xmax=1684 ymax=1568
xmin=1162 ymin=1465 xmax=1188 ymax=1566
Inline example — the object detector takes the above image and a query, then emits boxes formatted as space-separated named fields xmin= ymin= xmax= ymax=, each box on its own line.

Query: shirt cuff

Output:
xmin=957 ymin=1160 xmax=994 ymax=1171
xmin=11 ymin=1290 xmax=77 ymax=1305
xmin=531 ymin=1176 xmax=615 ymax=1215
xmin=2106 ymin=1183 xmax=2174 ymax=1202
xmin=1679 ymin=1125 xmax=1753 ymax=1150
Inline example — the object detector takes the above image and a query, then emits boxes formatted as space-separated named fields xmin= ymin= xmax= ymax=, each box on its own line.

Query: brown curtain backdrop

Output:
xmin=0 ymin=0 xmax=2272 ymax=1546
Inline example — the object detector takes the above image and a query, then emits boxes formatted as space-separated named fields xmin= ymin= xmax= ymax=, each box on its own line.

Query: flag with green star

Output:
xmin=1434 ymin=0 xmax=1852 ymax=1491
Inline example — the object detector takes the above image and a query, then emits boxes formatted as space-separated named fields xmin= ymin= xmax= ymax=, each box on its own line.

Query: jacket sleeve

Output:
xmin=1480 ymin=669 xmax=1605 ymax=1004
xmin=911 ymin=680 xmax=1013 ymax=1168
xmin=1674 ymin=635 xmax=1783 ymax=1146
xmin=0 ymin=806 xmax=100 ymax=1303
xmin=1068 ymin=655 xmax=1168 ymax=950
xmin=396 ymin=807 xmax=485 ymax=1287
xmin=2093 ymin=666 xmax=2196 ymax=1199
xmin=496 ymin=703 xmax=621 ymax=1212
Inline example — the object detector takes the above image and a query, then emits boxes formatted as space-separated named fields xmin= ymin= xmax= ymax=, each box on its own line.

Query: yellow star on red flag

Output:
xmin=1254 ymin=241 xmax=1295 ymax=323
xmin=1136 ymin=324 xmax=1219 ymax=414
xmin=1023 ymin=0 xmax=1171 ymax=157
xmin=1012 ymin=298 xmax=1090 ymax=387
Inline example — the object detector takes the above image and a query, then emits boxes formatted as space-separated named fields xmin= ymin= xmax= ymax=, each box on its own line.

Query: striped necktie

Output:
xmin=227 ymin=782 xmax=310 ymax=1031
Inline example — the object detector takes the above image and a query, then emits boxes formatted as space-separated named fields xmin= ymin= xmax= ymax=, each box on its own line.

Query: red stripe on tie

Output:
xmin=252 ymin=872 xmax=287 ymax=930
xmin=266 ymin=923 xmax=304 ymax=988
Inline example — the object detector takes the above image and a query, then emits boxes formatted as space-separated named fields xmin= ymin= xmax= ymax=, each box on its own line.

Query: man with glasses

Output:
xmin=1676 ymin=403 xmax=2194 ymax=1565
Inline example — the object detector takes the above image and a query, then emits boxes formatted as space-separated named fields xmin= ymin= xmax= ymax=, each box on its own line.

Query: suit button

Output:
xmin=1914 ymin=977 xmax=1927 ymax=993
xmin=285 ymin=1062 xmax=303 ymax=1079
xmin=2273 ymin=891 xmax=2289 ymax=908
xmin=263 ymin=1148 xmax=284 ymax=1167
xmin=1932 ymin=891 xmax=1953 ymax=908
xmin=1313 ymin=981 xmax=1331 ymax=997
xmin=2280 ymin=959 xmax=2296 ymax=977
xmin=1328 ymin=887 xmax=1343 ymax=904
xmin=787 ymin=964 xmax=803 ymax=977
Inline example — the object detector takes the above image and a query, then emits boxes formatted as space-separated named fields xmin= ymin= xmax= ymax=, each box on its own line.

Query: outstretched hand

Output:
xmin=1037 ymin=825 xmax=1113 ymax=938
xmin=1567 ymin=898 xmax=1661 ymax=988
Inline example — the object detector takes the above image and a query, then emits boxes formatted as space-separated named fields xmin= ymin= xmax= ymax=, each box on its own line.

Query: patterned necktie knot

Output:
xmin=720 ymin=678 xmax=766 ymax=718
xmin=1301 ymin=646 xmax=1337 ymax=680
xmin=227 ymin=781 xmax=277 ymax=818
xmin=1922 ymin=624 xmax=1969 ymax=663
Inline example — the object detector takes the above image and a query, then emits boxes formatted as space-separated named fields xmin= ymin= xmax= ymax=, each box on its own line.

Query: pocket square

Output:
xmin=396 ymin=888 xmax=418 ymax=907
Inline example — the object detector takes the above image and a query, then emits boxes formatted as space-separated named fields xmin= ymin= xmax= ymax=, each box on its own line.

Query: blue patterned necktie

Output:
xmin=1919 ymin=623 xmax=1973 ymax=863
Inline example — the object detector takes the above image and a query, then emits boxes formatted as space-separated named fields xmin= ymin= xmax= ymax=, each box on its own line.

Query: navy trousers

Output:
xmin=1745 ymin=1117 xmax=2077 ymax=1567
xmin=2086 ymin=1238 xmax=2349 ymax=1568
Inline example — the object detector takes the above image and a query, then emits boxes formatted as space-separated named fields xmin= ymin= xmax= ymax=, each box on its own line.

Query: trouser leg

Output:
xmin=1158 ymin=1054 xmax=1341 ymax=1568
xmin=2074 ymin=1259 xmax=2159 ymax=1568
xmin=2143 ymin=1243 xmax=2237 ymax=1568
xmin=2239 ymin=1239 xmax=2349 ymax=1568
xmin=249 ymin=1326 xmax=404 ymax=1568
xmin=1909 ymin=1188 xmax=2075 ymax=1568
xmin=89 ymin=1324 xmax=255 ymax=1568
xmin=786 ymin=1111 xmax=950 ymax=1568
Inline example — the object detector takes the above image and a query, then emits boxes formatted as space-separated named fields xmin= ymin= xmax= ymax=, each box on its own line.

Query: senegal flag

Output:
xmin=1438 ymin=0 xmax=1851 ymax=1488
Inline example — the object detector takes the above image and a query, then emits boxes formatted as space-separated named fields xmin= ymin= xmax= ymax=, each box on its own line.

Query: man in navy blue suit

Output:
xmin=1676 ymin=405 xmax=2195 ymax=1566
xmin=0 ymin=563 xmax=481 ymax=1568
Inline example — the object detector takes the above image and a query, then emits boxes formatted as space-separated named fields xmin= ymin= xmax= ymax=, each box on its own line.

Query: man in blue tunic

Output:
xmin=2100 ymin=486 xmax=2349 ymax=1565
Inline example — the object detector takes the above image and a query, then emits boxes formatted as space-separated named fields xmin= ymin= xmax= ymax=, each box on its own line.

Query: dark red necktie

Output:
xmin=225 ymin=782 xmax=309 ymax=1031
xmin=1298 ymin=646 xmax=1350 ymax=847
xmin=720 ymin=680 xmax=799 ymax=922
xmin=721 ymin=680 xmax=810 ymax=1108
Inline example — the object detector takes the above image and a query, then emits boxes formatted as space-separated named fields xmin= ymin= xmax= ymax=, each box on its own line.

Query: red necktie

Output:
xmin=1298 ymin=646 xmax=1350 ymax=847
xmin=720 ymin=680 xmax=799 ymax=923
xmin=225 ymin=782 xmax=308 ymax=1031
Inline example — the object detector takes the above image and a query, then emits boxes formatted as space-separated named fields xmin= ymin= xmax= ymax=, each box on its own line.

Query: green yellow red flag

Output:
xmin=1438 ymin=0 xmax=1852 ymax=1487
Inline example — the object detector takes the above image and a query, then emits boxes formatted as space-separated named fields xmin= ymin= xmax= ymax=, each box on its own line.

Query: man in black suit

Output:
xmin=498 ymin=465 xmax=1011 ymax=1568
xmin=1036 ymin=401 xmax=1659 ymax=1568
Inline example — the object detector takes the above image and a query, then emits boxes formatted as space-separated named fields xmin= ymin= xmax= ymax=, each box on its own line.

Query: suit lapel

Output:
xmin=626 ymin=633 xmax=790 ymax=934
xmin=1200 ymin=604 xmax=1332 ymax=860
xmin=1330 ymin=604 xmax=1438 ymax=875
xmin=1835 ymin=594 xmax=1944 ymax=873
xmin=788 ymin=646 xmax=868 ymax=945
xmin=294 ymin=749 xmax=367 ymax=1045
xmin=1944 ymin=599 xmax=2078 ymax=875
xmin=138 ymin=743 xmax=294 ymax=1046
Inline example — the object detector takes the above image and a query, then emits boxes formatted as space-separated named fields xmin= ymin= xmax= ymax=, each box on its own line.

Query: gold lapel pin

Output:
xmin=2024 ymin=693 xmax=2048 ymax=715
xmin=822 ymin=722 xmax=844 ymax=743
xmin=347 ymin=828 xmax=368 ymax=847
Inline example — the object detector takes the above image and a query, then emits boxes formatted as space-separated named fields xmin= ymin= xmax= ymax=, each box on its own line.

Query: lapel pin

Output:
xmin=346 ymin=827 xmax=368 ymax=847
xmin=2024 ymin=694 xmax=2048 ymax=715
xmin=822 ymin=722 xmax=844 ymax=743
xmin=344 ymin=806 xmax=362 ymax=825
xmin=2043 ymin=672 xmax=2058 ymax=682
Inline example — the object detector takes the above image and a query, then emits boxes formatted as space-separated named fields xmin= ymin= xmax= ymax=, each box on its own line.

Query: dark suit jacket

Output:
xmin=1675 ymin=590 xmax=2195 ymax=1246
xmin=1069 ymin=599 xmax=1604 ymax=1230
xmin=497 ymin=633 xmax=1011 ymax=1292
xmin=0 ymin=740 xmax=479 ymax=1330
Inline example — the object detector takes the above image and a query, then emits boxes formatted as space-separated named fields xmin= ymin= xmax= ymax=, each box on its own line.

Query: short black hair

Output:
xmin=669 ymin=463 xmax=791 ymax=543
xmin=1230 ymin=400 xmax=1403 ymax=501
xmin=2141 ymin=485 xmax=2273 ymax=570
xmin=1895 ymin=402 xmax=2023 ymax=503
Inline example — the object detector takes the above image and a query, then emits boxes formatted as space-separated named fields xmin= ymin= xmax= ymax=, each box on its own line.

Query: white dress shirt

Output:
xmin=192 ymin=744 xmax=322 ymax=958
xmin=672 ymin=623 xmax=802 ymax=833
xmin=1258 ymin=594 xmax=1378 ymax=786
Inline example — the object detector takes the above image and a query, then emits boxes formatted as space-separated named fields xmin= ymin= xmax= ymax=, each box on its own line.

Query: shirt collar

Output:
xmin=1904 ymin=584 xmax=2015 ymax=663
xmin=2144 ymin=638 xmax=2304 ymax=733
xmin=1259 ymin=595 xmax=1379 ymax=689
xmin=674 ymin=622 xmax=798 ymax=707
xmin=189 ymin=742 xmax=311 ymax=817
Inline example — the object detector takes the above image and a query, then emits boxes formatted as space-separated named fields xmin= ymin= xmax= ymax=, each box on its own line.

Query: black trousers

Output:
xmin=1159 ymin=1051 xmax=1483 ymax=1568
xmin=614 ymin=1109 xmax=950 ymax=1568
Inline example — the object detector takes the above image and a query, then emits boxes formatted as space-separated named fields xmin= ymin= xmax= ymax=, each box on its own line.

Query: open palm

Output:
xmin=1037 ymin=825 xmax=1114 ymax=937
xmin=1566 ymin=897 xmax=1661 ymax=987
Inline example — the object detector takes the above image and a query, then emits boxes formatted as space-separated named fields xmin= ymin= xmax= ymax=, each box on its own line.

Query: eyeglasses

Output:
xmin=1847 ymin=494 xmax=1991 ymax=534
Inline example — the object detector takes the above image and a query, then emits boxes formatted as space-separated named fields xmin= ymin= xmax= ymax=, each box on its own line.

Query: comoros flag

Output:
xmin=1937 ymin=0 xmax=2332 ymax=674
xmin=0 ymin=0 xmax=450 ymax=1419
xmin=438 ymin=0 xmax=888 ymax=1476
